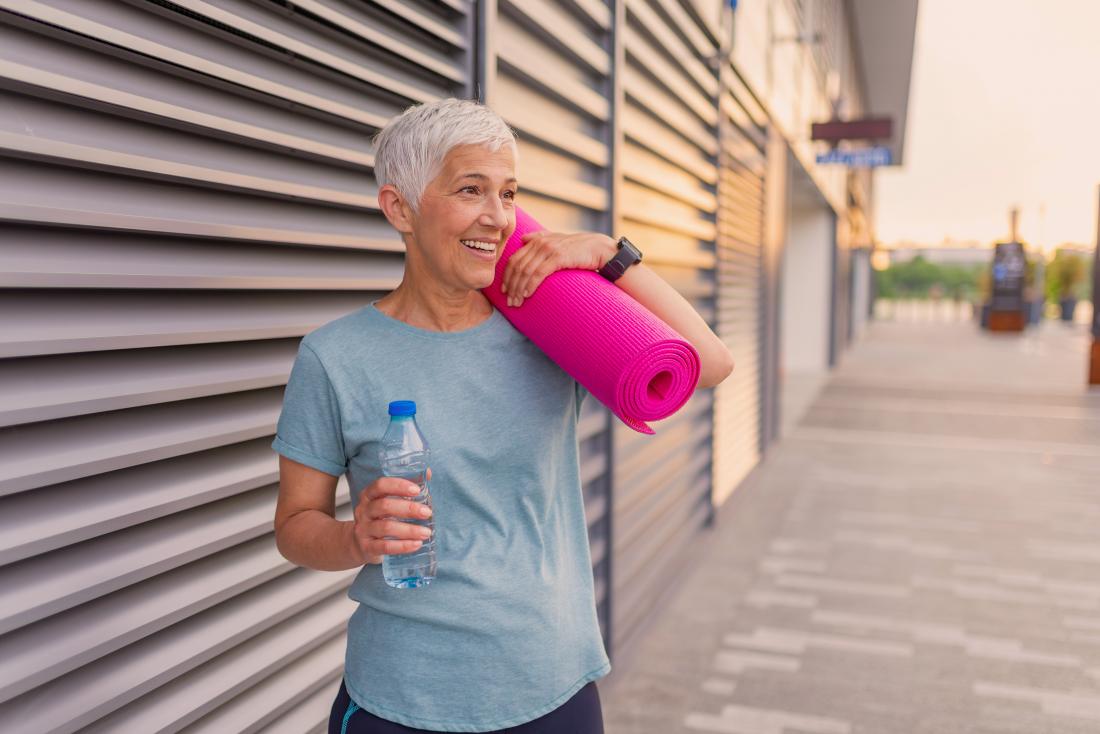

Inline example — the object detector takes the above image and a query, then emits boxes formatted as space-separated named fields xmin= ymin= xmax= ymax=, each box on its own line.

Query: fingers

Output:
xmin=353 ymin=473 xmax=434 ymax=563
xmin=369 ymin=497 xmax=433 ymax=521
xmin=504 ymin=244 xmax=552 ymax=308
xmin=363 ymin=476 xmax=422 ymax=502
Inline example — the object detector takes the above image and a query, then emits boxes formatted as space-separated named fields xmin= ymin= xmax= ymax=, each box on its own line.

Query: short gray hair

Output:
xmin=373 ymin=98 xmax=517 ymax=214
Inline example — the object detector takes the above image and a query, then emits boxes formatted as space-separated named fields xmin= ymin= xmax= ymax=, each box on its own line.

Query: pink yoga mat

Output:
xmin=482 ymin=207 xmax=700 ymax=435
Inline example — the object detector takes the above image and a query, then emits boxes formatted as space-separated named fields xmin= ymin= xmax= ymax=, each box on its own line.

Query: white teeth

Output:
xmin=461 ymin=240 xmax=495 ymax=252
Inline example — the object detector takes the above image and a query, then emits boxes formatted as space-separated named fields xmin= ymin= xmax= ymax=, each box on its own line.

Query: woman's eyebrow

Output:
xmin=455 ymin=173 xmax=518 ymax=185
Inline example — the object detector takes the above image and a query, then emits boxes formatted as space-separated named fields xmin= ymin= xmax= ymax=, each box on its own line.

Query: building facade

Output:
xmin=0 ymin=1 xmax=915 ymax=730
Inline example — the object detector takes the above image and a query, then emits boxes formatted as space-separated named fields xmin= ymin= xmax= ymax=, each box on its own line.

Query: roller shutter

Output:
xmin=0 ymin=1 xmax=473 ymax=731
xmin=484 ymin=0 xmax=616 ymax=646
xmin=713 ymin=64 xmax=767 ymax=505
xmin=612 ymin=0 xmax=720 ymax=656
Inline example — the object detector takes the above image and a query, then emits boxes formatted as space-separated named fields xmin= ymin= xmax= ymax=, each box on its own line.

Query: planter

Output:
xmin=1029 ymin=300 xmax=1044 ymax=325
xmin=1059 ymin=297 xmax=1078 ymax=322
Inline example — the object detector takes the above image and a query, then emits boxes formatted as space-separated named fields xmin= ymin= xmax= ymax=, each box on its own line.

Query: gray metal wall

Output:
xmin=609 ymin=0 xmax=721 ymax=656
xmin=0 ymin=0 xmax=770 ymax=730
xmin=479 ymin=0 xmax=617 ymax=644
xmin=713 ymin=63 xmax=768 ymax=505
xmin=0 ymin=1 xmax=472 ymax=731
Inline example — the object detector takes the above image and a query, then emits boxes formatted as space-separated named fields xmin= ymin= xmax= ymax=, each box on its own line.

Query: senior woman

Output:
xmin=272 ymin=98 xmax=734 ymax=734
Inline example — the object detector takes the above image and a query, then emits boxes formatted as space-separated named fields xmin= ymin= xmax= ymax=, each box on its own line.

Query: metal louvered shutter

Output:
xmin=0 ymin=1 xmax=470 ymax=731
xmin=482 ymin=0 xmax=617 ymax=647
xmin=713 ymin=65 xmax=767 ymax=506
xmin=611 ymin=0 xmax=719 ymax=656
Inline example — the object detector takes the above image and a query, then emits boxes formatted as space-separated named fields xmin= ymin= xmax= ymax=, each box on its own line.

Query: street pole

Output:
xmin=1089 ymin=186 xmax=1100 ymax=386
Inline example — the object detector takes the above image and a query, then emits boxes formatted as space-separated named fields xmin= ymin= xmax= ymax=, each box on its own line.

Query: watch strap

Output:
xmin=598 ymin=236 xmax=642 ymax=283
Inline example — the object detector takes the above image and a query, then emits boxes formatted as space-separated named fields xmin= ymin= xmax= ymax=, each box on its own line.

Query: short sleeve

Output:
xmin=272 ymin=342 xmax=348 ymax=476
xmin=574 ymin=379 xmax=590 ymax=420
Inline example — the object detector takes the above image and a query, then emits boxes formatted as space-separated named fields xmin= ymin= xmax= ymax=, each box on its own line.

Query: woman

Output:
xmin=272 ymin=98 xmax=734 ymax=734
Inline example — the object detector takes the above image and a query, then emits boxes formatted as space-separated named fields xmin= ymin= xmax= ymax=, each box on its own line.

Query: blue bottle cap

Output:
xmin=388 ymin=400 xmax=417 ymax=416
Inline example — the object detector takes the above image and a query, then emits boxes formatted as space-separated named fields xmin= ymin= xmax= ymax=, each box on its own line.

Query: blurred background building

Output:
xmin=0 ymin=1 xmax=916 ymax=730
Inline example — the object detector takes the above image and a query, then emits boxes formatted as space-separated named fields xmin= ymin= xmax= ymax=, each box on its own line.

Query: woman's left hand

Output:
xmin=501 ymin=231 xmax=616 ymax=308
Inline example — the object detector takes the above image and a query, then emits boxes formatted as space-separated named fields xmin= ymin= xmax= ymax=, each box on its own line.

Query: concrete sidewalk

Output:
xmin=602 ymin=319 xmax=1100 ymax=734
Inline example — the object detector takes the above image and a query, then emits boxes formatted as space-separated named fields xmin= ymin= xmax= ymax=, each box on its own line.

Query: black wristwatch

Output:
xmin=598 ymin=236 xmax=643 ymax=283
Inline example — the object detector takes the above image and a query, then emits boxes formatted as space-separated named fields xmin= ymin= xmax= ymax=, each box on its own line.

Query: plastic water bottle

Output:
xmin=379 ymin=400 xmax=437 ymax=589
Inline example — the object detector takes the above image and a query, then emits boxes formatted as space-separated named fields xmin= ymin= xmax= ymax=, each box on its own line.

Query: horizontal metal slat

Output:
xmin=253 ymin=675 xmax=340 ymax=734
xmin=613 ymin=462 xmax=710 ymax=606
xmin=501 ymin=0 xmax=609 ymax=75
xmin=498 ymin=103 xmax=608 ymax=167
xmin=614 ymin=397 xmax=709 ymax=470
xmin=178 ymin=645 xmax=343 ymax=734
xmin=81 ymin=605 xmax=345 ymax=733
xmin=615 ymin=426 xmax=712 ymax=537
xmin=623 ymin=68 xmax=716 ymax=155
xmin=618 ymin=221 xmax=716 ymax=270
xmin=0 ymin=535 xmax=293 ymax=702
xmin=0 ymin=1 xmax=400 ymax=128
xmin=626 ymin=0 xmax=716 ymax=97
xmin=0 ymin=338 xmax=297 ymax=427
xmin=0 ymin=130 xmax=375 ymax=210
xmin=720 ymin=91 xmax=766 ymax=149
xmin=623 ymin=143 xmax=717 ymax=213
xmin=365 ymin=0 xmax=466 ymax=47
xmin=0 ymin=161 xmax=397 ymax=248
xmin=0 ymin=54 xmax=373 ymax=169
xmin=0 ymin=439 xmax=287 ymax=565
xmin=0 ymin=290 xmax=368 ymax=359
xmin=564 ymin=0 xmax=612 ymax=29
xmin=624 ymin=24 xmax=717 ymax=127
xmin=725 ymin=64 xmax=769 ymax=128
xmin=515 ymin=164 xmax=608 ymax=211
xmin=623 ymin=105 xmax=716 ymax=184
xmin=0 ymin=571 xmax=356 ymax=733
xmin=652 ymin=0 xmax=713 ymax=57
xmin=248 ymin=0 xmax=464 ymax=82
xmin=621 ymin=182 xmax=717 ymax=241
xmin=496 ymin=26 xmax=609 ymax=122
xmin=0 ymin=232 xmax=402 ymax=292
xmin=0 ymin=387 xmax=284 ymax=496
xmin=0 ymin=485 xmax=281 ymax=636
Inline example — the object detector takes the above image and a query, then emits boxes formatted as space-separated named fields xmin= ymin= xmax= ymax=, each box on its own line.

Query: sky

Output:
xmin=875 ymin=0 xmax=1100 ymax=251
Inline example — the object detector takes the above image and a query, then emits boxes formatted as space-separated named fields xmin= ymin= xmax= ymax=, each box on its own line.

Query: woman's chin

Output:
xmin=470 ymin=272 xmax=497 ymax=291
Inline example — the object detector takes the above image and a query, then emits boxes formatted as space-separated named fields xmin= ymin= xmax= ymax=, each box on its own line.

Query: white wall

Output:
xmin=781 ymin=202 xmax=834 ymax=374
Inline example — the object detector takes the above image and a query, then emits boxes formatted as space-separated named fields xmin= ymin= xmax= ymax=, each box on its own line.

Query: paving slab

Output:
xmin=602 ymin=319 xmax=1100 ymax=734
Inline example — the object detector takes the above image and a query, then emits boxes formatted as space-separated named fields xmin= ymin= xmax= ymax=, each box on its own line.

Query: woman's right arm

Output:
xmin=274 ymin=455 xmax=363 ymax=571
xmin=274 ymin=455 xmax=432 ymax=571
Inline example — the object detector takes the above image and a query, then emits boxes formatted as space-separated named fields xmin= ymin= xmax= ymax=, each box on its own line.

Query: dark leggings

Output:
xmin=327 ymin=678 xmax=604 ymax=734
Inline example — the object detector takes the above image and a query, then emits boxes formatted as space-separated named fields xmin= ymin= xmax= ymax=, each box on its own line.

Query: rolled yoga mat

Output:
xmin=481 ymin=206 xmax=700 ymax=435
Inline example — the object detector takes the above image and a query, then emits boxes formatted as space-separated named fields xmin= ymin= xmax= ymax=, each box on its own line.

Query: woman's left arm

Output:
xmin=614 ymin=257 xmax=735 ymax=389
xmin=502 ymin=232 xmax=735 ymax=389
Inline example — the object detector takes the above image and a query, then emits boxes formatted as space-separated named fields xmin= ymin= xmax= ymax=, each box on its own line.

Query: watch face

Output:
xmin=619 ymin=237 xmax=642 ymax=261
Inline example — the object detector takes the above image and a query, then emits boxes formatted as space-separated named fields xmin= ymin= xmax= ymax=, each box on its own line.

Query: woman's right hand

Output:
xmin=350 ymin=468 xmax=434 ymax=565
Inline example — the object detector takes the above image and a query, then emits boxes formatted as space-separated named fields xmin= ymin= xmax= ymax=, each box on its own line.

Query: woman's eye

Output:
xmin=461 ymin=185 xmax=480 ymax=195
xmin=503 ymin=190 xmax=517 ymax=200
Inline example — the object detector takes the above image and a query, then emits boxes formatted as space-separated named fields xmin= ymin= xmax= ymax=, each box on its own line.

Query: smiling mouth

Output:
xmin=460 ymin=239 xmax=498 ymax=254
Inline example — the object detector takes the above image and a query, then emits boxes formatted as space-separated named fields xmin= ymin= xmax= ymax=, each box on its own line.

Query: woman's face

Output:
xmin=407 ymin=143 xmax=518 ymax=293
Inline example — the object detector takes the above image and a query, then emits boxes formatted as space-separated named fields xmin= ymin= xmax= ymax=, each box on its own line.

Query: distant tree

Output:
xmin=875 ymin=256 xmax=983 ymax=300
xmin=1045 ymin=249 xmax=1090 ymax=303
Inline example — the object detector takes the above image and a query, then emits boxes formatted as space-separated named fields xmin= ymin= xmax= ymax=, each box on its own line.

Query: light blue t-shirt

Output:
xmin=271 ymin=300 xmax=610 ymax=732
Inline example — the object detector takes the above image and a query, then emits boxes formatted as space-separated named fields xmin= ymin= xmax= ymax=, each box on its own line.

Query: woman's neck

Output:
xmin=374 ymin=282 xmax=493 ymax=333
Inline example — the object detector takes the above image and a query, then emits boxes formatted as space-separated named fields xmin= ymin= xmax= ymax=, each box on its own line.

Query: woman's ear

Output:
xmin=378 ymin=185 xmax=414 ymax=235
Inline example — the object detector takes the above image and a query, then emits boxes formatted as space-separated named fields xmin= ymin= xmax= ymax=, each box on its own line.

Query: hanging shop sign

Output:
xmin=811 ymin=117 xmax=893 ymax=142
xmin=815 ymin=146 xmax=892 ymax=168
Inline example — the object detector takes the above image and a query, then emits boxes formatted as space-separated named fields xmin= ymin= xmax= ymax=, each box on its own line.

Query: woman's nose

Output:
xmin=479 ymin=197 xmax=509 ymax=229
